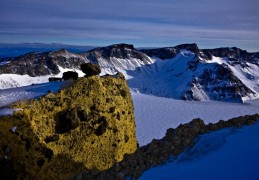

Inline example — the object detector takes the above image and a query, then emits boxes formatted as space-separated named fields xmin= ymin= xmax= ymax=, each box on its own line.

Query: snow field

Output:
xmin=132 ymin=91 xmax=259 ymax=146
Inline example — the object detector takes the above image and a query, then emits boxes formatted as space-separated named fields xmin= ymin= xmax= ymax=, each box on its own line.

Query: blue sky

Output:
xmin=0 ymin=0 xmax=259 ymax=51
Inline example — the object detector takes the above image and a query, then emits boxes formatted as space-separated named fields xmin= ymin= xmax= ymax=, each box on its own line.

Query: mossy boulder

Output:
xmin=80 ymin=63 xmax=101 ymax=77
xmin=0 ymin=73 xmax=137 ymax=179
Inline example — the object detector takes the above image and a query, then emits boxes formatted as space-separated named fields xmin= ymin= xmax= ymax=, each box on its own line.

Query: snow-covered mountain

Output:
xmin=0 ymin=43 xmax=258 ymax=102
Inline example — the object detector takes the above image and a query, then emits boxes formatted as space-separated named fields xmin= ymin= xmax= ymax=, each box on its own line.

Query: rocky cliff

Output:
xmin=0 ymin=73 xmax=137 ymax=179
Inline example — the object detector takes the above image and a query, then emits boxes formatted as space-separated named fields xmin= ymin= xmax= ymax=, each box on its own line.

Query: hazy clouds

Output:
xmin=0 ymin=0 xmax=258 ymax=51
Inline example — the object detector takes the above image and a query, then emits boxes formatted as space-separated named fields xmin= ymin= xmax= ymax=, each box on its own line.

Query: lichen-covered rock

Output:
xmin=0 ymin=73 xmax=137 ymax=179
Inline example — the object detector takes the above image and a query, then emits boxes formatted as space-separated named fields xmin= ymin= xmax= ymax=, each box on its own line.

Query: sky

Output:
xmin=0 ymin=0 xmax=259 ymax=51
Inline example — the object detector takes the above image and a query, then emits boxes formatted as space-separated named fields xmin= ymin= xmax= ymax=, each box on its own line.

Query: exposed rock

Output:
xmin=140 ymin=43 xmax=199 ymax=60
xmin=0 ymin=74 xmax=137 ymax=179
xmin=84 ymin=43 xmax=151 ymax=63
xmin=201 ymin=47 xmax=250 ymax=61
xmin=80 ymin=63 xmax=101 ymax=77
xmin=48 ymin=77 xmax=62 ymax=82
xmin=182 ymin=64 xmax=255 ymax=102
xmin=62 ymin=71 xmax=78 ymax=80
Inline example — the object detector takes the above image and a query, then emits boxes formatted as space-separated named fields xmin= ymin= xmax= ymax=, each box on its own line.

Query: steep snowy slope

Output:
xmin=137 ymin=45 xmax=259 ymax=102
xmin=82 ymin=43 xmax=155 ymax=77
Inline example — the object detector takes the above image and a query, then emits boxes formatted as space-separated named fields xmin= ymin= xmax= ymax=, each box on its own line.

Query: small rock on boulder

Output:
xmin=80 ymin=63 xmax=101 ymax=77
xmin=62 ymin=71 xmax=78 ymax=80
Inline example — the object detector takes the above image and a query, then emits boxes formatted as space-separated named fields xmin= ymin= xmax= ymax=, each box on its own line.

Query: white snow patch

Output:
xmin=49 ymin=49 xmax=85 ymax=60
xmin=57 ymin=66 xmax=85 ymax=77
xmin=207 ymin=56 xmax=225 ymax=64
xmin=0 ymin=61 xmax=10 ymax=65
xmin=10 ymin=126 xmax=17 ymax=132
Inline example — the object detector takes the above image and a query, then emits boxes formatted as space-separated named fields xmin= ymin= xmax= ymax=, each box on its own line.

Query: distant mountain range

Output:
xmin=0 ymin=43 xmax=96 ymax=58
xmin=0 ymin=43 xmax=258 ymax=103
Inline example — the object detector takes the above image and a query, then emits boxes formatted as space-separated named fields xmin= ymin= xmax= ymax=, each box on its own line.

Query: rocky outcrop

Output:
xmin=0 ymin=73 xmax=137 ymax=179
xmin=201 ymin=47 xmax=254 ymax=62
xmin=73 ymin=114 xmax=259 ymax=179
xmin=85 ymin=44 xmax=149 ymax=61
xmin=140 ymin=43 xmax=199 ymax=60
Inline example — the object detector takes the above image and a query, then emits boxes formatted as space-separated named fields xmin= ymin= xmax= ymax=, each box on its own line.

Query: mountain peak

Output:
xmin=174 ymin=43 xmax=199 ymax=53
xmin=108 ymin=43 xmax=135 ymax=50
xmin=86 ymin=43 xmax=149 ymax=61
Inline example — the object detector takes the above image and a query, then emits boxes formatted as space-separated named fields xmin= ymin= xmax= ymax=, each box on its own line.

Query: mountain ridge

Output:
xmin=0 ymin=43 xmax=258 ymax=103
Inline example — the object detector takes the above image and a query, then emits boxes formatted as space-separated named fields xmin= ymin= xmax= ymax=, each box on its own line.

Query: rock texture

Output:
xmin=72 ymin=114 xmax=259 ymax=180
xmin=0 ymin=73 xmax=137 ymax=179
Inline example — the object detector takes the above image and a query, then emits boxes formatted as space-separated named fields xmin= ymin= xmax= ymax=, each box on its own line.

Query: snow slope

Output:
xmin=140 ymin=121 xmax=259 ymax=180
xmin=132 ymin=91 xmax=259 ymax=146
xmin=127 ymin=50 xmax=201 ymax=99
xmin=0 ymin=66 xmax=84 ymax=89
xmin=0 ymin=81 xmax=64 ymax=108
xmin=126 ymin=49 xmax=259 ymax=102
